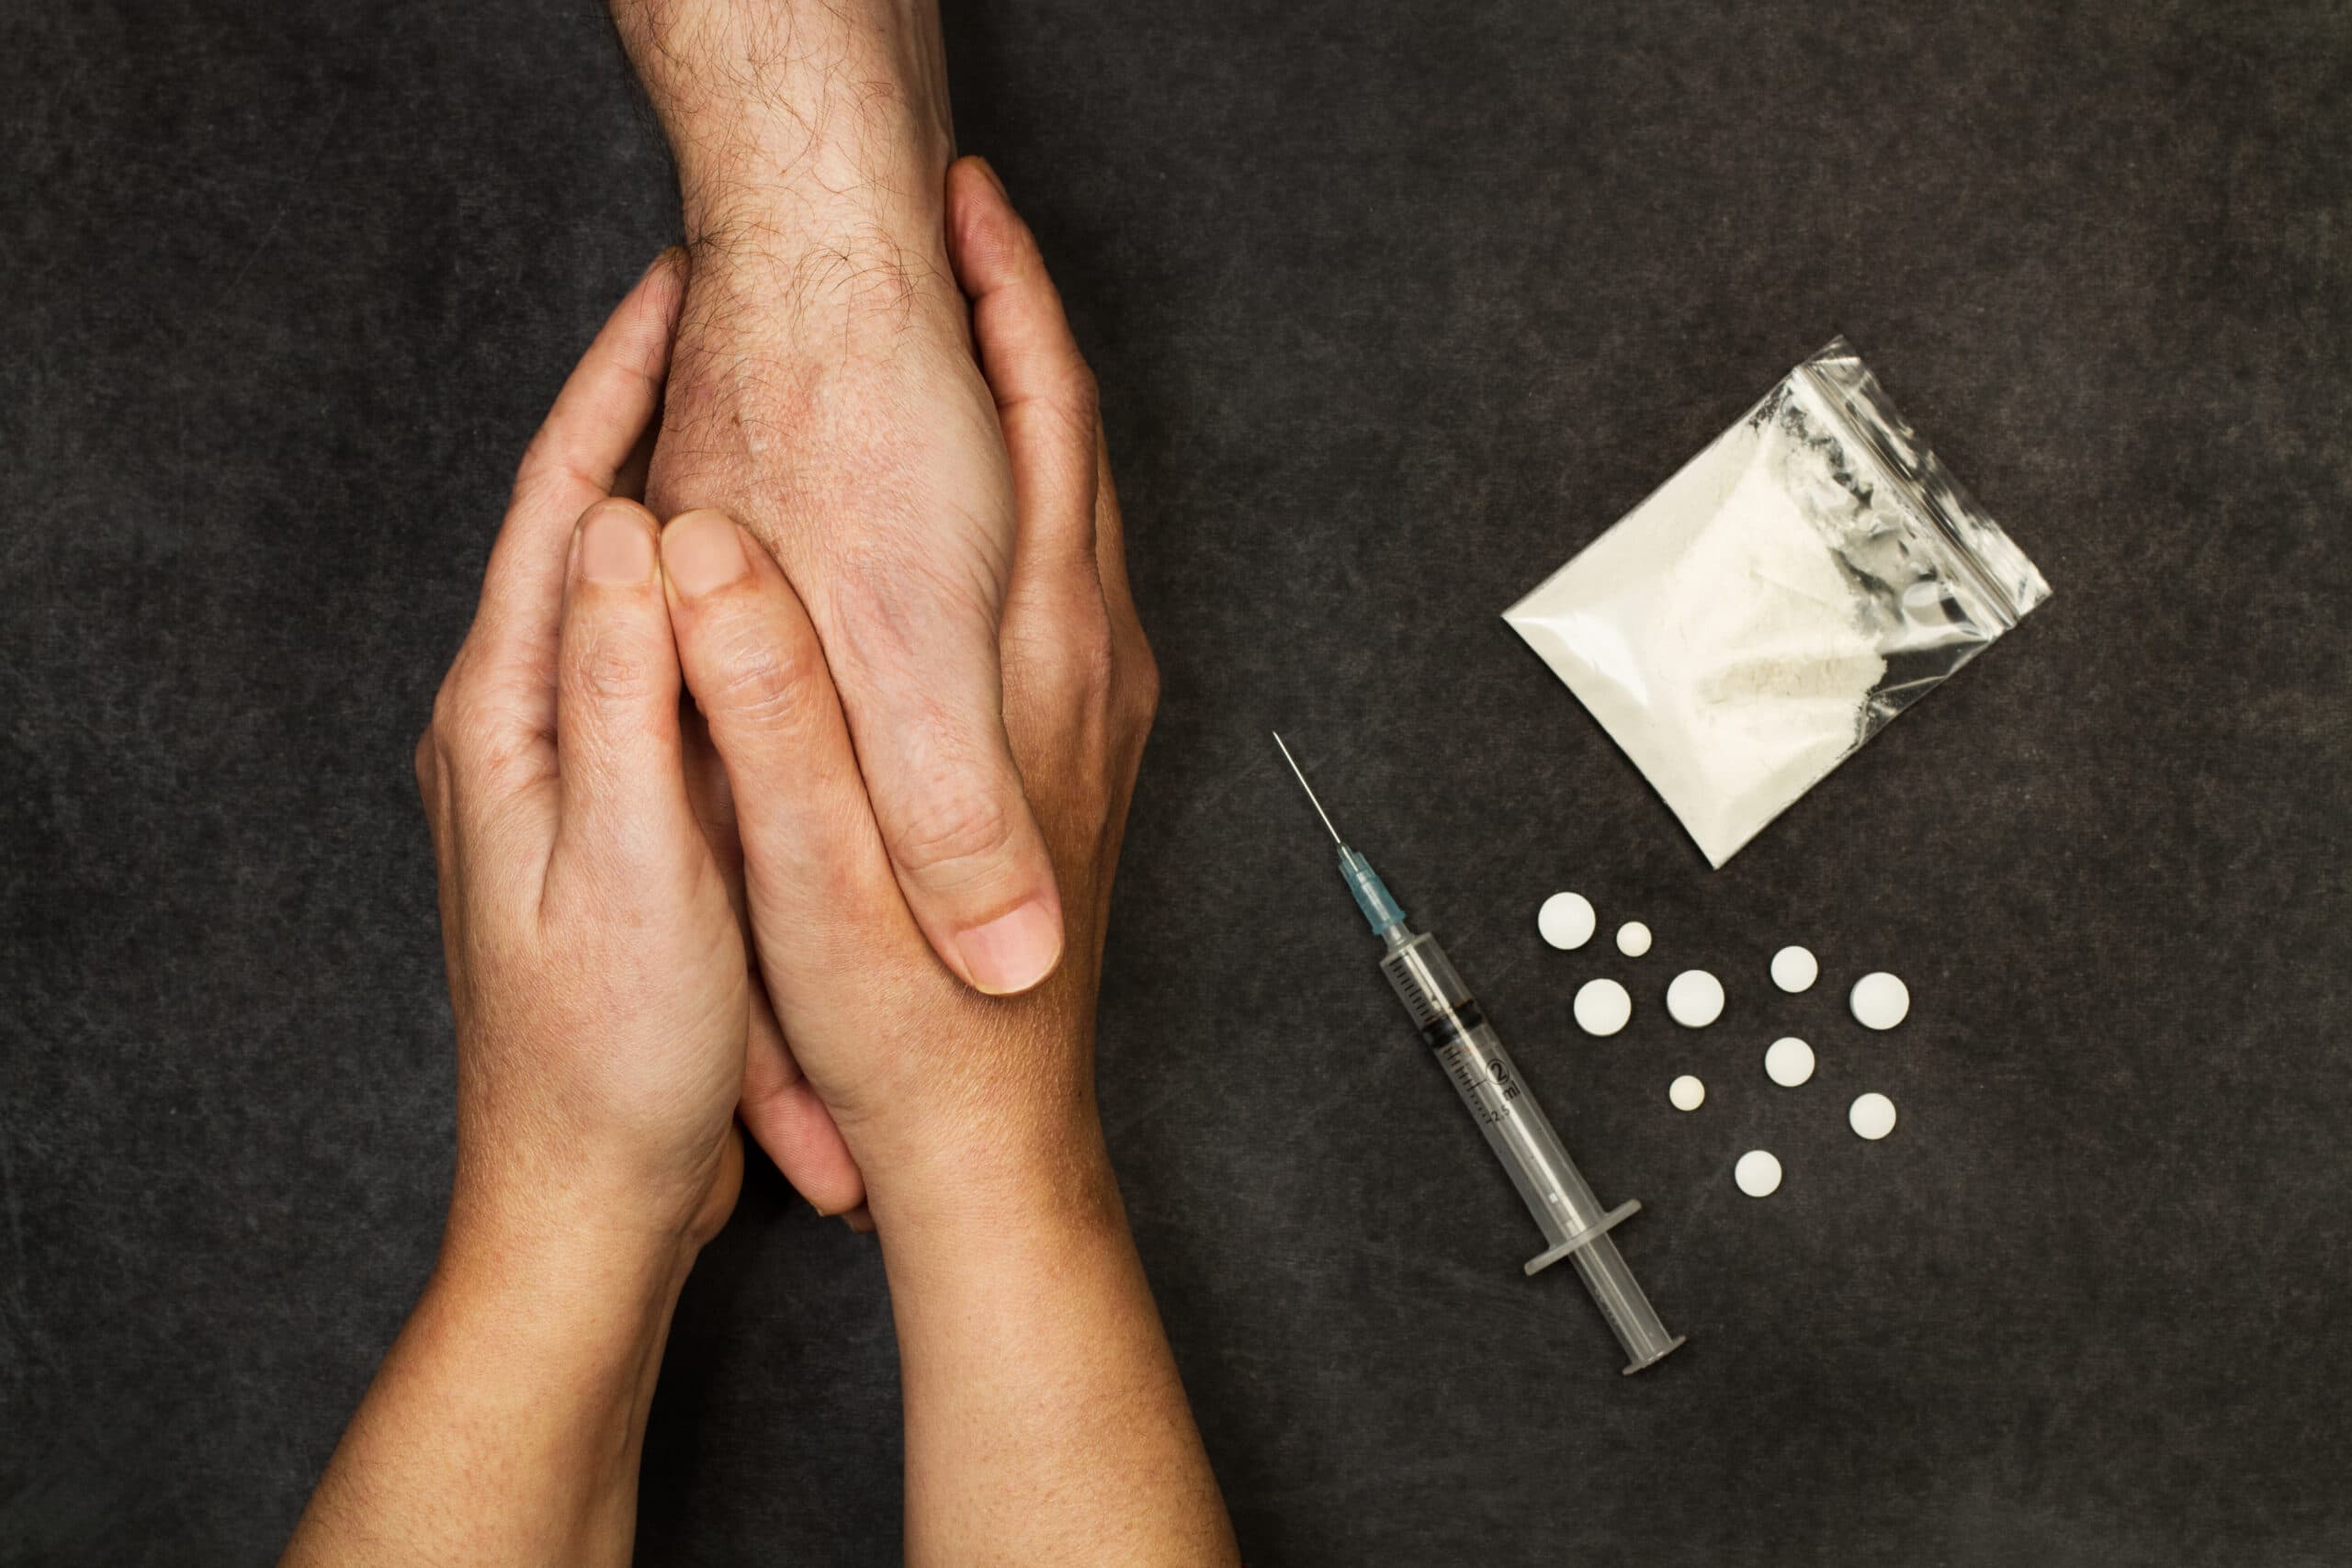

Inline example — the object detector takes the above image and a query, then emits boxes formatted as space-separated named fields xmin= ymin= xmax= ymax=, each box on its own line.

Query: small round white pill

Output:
xmin=1616 ymin=920 xmax=1653 ymax=956
xmin=1538 ymin=892 xmax=1597 ymax=951
xmin=1668 ymin=1075 xmax=1705 ymax=1111
xmin=1665 ymin=969 xmax=1724 ymax=1028
xmin=1849 ymin=1092 xmax=1898 ymax=1140
xmin=1763 ymin=1036 xmax=1815 ymax=1088
xmin=1770 ymin=945 xmax=1818 ymax=993
xmin=1572 ymin=977 xmax=1633 ymax=1037
xmin=1849 ymin=971 xmax=1910 ymax=1031
xmin=1735 ymin=1149 xmax=1783 ymax=1198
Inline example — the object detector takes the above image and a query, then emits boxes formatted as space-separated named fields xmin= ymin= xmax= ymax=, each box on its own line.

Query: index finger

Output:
xmin=467 ymin=249 xmax=687 ymax=674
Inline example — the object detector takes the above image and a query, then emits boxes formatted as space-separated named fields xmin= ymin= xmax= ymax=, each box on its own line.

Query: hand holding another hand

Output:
xmin=413 ymin=158 xmax=1155 ymax=1249
xmin=414 ymin=251 xmax=754 ymax=1267
xmin=643 ymin=167 xmax=1219 ymax=1561
xmin=290 ymin=158 xmax=1232 ymax=1568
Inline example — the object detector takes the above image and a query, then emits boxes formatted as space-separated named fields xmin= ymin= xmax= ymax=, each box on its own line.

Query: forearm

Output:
xmin=610 ymin=0 xmax=953 ymax=244
xmin=870 ymin=1119 xmax=1240 ymax=1566
xmin=281 ymin=1208 xmax=693 ymax=1568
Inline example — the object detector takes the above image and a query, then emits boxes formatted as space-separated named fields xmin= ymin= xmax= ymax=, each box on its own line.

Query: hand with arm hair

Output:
xmin=655 ymin=159 xmax=1240 ymax=1565
xmin=285 ymin=158 xmax=1234 ymax=1568
xmin=611 ymin=0 xmax=1073 ymax=1044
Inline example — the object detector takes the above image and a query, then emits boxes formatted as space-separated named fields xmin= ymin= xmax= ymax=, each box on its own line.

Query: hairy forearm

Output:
xmin=281 ymin=1211 xmax=693 ymax=1568
xmin=610 ymin=0 xmax=953 ymax=244
xmin=872 ymin=1124 xmax=1241 ymax=1566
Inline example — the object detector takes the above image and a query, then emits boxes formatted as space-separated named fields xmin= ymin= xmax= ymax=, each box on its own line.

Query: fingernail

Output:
xmin=662 ymin=509 xmax=750 ymax=597
xmin=579 ymin=505 xmax=653 ymax=584
xmin=954 ymin=897 xmax=1061 ymax=995
xmin=842 ymin=1205 xmax=875 ymax=1235
xmin=971 ymin=155 xmax=1008 ymax=197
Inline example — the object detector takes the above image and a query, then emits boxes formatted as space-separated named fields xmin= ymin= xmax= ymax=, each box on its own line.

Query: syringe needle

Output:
xmin=1277 ymin=732 xmax=1408 ymax=938
xmin=1272 ymin=731 xmax=1344 ymax=847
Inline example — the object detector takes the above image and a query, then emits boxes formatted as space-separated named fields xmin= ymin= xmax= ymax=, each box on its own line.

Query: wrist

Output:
xmin=675 ymin=197 xmax=961 ymax=349
xmin=439 ymin=1177 xmax=703 ymax=1325
xmin=858 ymin=1102 xmax=1125 ymax=1247
xmin=614 ymin=0 xmax=951 ymax=244
xmin=372 ymin=1213 xmax=686 ymax=1552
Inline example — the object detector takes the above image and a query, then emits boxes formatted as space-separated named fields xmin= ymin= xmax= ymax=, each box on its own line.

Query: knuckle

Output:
xmin=565 ymin=622 xmax=658 ymax=706
xmin=887 ymin=778 xmax=1017 ymax=883
xmin=1005 ymin=587 xmax=1131 ymax=726
xmin=429 ymin=673 xmax=488 ymax=757
xmin=699 ymin=604 xmax=821 ymax=729
xmin=428 ymin=671 xmax=545 ymax=787
xmin=1026 ymin=590 xmax=1116 ymax=710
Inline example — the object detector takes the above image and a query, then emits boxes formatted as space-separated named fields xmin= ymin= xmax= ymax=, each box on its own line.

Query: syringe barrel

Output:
xmin=1377 ymin=927 xmax=1683 ymax=1374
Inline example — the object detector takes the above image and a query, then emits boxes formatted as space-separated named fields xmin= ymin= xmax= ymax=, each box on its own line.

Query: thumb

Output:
xmin=859 ymin=669 xmax=1067 ymax=996
xmin=808 ymin=426 xmax=1067 ymax=995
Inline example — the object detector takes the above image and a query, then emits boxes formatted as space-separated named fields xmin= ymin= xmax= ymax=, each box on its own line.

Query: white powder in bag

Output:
xmin=1504 ymin=340 xmax=2049 ymax=866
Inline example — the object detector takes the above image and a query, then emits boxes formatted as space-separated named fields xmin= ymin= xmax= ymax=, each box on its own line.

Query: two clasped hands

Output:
xmin=281 ymin=2 xmax=1242 ymax=1558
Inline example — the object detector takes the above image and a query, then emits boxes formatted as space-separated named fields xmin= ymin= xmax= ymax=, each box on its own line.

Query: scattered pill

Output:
xmin=1538 ymin=892 xmax=1597 ymax=951
xmin=1849 ymin=1092 xmax=1898 ymax=1140
xmin=1668 ymin=1075 xmax=1705 ymax=1111
xmin=1763 ymin=1036 xmax=1815 ymax=1088
xmin=1665 ymin=969 xmax=1724 ymax=1028
xmin=1572 ymin=977 xmax=1633 ymax=1036
xmin=1770 ymin=944 xmax=1818 ymax=993
xmin=1735 ymin=1149 xmax=1783 ymax=1198
xmin=1849 ymin=971 xmax=1910 ymax=1031
xmin=1616 ymin=920 xmax=1653 ymax=956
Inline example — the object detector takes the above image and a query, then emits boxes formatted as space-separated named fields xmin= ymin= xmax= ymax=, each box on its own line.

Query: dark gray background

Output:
xmin=5 ymin=0 xmax=2348 ymax=1562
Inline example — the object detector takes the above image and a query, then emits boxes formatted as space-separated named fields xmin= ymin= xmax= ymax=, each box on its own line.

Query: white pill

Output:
xmin=1763 ymin=1036 xmax=1815 ymax=1088
xmin=1770 ymin=944 xmax=1818 ymax=993
xmin=1572 ymin=977 xmax=1633 ymax=1037
xmin=1668 ymin=1075 xmax=1705 ymax=1111
xmin=1616 ymin=920 xmax=1653 ymax=956
xmin=1849 ymin=971 xmax=1910 ymax=1031
xmin=1734 ymin=1149 xmax=1783 ymax=1198
xmin=1665 ymin=969 xmax=1724 ymax=1028
xmin=1538 ymin=892 xmax=1596 ymax=951
xmin=1849 ymin=1092 xmax=1898 ymax=1140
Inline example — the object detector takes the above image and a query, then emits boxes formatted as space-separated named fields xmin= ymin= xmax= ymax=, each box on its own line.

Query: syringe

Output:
xmin=1274 ymin=734 xmax=1685 ymax=1375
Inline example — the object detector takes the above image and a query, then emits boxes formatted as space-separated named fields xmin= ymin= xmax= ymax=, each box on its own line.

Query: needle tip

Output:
xmin=1272 ymin=731 xmax=1345 ymax=847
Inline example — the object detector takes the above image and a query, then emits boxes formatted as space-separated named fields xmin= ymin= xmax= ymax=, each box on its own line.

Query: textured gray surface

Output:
xmin=6 ymin=2 xmax=2350 ymax=1563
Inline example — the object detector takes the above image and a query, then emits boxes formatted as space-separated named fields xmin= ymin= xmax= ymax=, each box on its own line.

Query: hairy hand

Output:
xmin=657 ymin=158 xmax=1157 ymax=1197
xmin=618 ymin=0 xmax=1070 ymax=1005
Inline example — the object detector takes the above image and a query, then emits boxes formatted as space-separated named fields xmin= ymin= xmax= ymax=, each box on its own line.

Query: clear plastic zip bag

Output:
xmin=1504 ymin=338 xmax=2052 ymax=867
